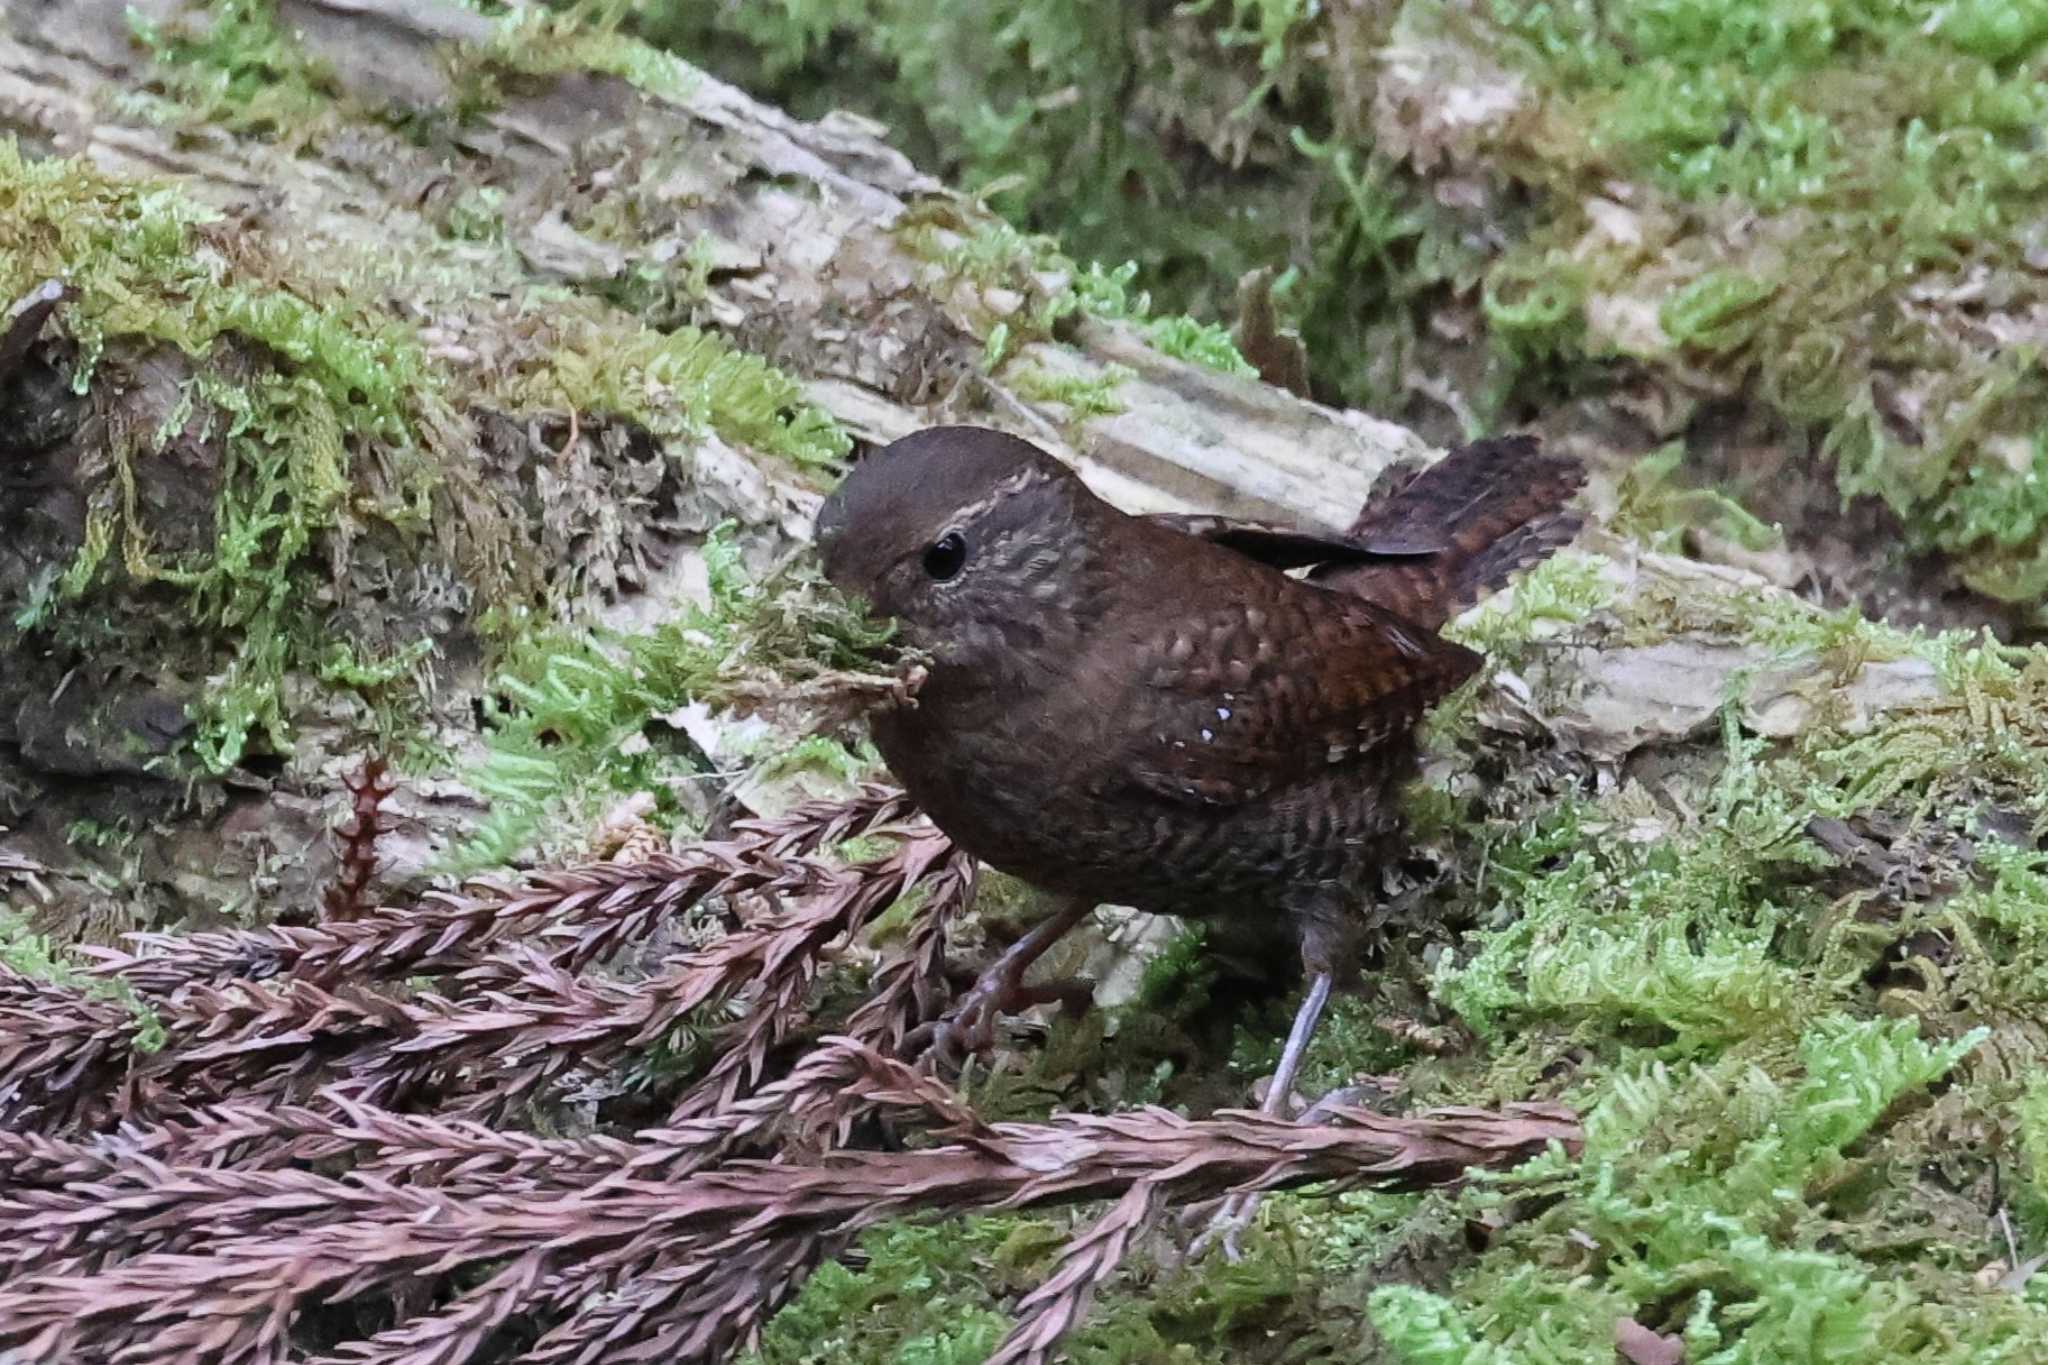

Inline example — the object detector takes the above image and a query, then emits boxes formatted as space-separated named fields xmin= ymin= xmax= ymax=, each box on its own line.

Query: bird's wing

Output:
xmin=1140 ymin=512 xmax=1445 ymax=568
xmin=1102 ymin=587 xmax=1481 ymax=807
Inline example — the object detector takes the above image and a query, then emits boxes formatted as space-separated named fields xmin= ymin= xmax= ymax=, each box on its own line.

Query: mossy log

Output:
xmin=0 ymin=0 xmax=1985 ymax=938
xmin=2 ymin=0 xmax=1429 ymax=529
xmin=0 ymin=0 xmax=1440 ymax=929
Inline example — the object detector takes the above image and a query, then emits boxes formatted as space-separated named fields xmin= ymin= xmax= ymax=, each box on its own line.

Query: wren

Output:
xmin=815 ymin=425 xmax=1582 ymax=1108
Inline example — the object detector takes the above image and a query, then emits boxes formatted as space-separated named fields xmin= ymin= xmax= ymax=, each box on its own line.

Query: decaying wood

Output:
xmin=0 ymin=0 xmax=1427 ymax=536
xmin=0 ymin=0 xmax=1945 ymax=753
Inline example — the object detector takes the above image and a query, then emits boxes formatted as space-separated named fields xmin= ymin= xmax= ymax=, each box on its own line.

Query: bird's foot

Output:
xmin=904 ymin=897 xmax=1098 ymax=1074
xmin=1188 ymin=1193 xmax=1260 ymax=1263
xmin=903 ymin=966 xmax=1014 ymax=1072
xmin=1187 ymin=970 xmax=1338 ymax=1262
xmin=904 ymin=971 xmax=1096 ymax=1072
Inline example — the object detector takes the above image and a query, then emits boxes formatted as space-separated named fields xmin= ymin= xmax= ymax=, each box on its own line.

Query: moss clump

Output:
xmin=1810 ymin=639 xmax=2048 ymax=831
xmin=473 ymin=2 xmax=704 ymax=103
xmin=126 ymin=0 xmax=342 ymax=141
xmin=743 ymin=1218 xmax=1035 ymax=1365
xmin=1372 ymin=1020 xmax=2012 ymax=1364
xmin=896 ymin=211 xmax=1258 ymax=384
xmin=0 ymin=139 xmax=449 ymax=772
xmin=484 ymin=300 xmax=850 ymax=475
xmin=1437 ymin=714 xmax=1821 ymax=1048
xmin=1009 ymin=362 xmax=1132 ymax=424
xmin=745 ymin=1204 xmax=1327 ymax=1365
xmin=457 ymin=525 xmax=897 ymax=868
xmin=1056 ymin=260 xmax=1257 ymax=377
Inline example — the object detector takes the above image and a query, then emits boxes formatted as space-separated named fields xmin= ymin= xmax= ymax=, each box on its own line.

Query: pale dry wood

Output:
xmin=0 ymin=0 xmax=1424 ymax=539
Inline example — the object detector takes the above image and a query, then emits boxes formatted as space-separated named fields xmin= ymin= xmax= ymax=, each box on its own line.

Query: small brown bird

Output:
xmin=816 ymin=426 xmax=1581 ymax=1111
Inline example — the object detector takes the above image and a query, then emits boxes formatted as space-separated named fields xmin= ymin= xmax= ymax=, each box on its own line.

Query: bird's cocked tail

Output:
xmin=1315 ymin=435 xmax=1585 ymax=631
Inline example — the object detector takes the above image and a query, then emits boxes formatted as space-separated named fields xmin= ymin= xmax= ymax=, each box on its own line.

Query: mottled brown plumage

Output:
xmin=815 ymin=425 xmax=1582 ymax=1078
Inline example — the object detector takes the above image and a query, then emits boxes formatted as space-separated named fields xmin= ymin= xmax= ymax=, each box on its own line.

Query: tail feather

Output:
xmin=1314 ymin=435 xmax=1585 ymax=630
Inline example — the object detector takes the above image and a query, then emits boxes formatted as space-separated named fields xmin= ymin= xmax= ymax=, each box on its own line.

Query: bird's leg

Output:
xmin=906 ymin=895 xmax=1095 ymax=1072
xmin=1262 ymin=969 xmax=1334 ymax=1118
xmin=1194 ymin=970 xmax=1334 ymax=1261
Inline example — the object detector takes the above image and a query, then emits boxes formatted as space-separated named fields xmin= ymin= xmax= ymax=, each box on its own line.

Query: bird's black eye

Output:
xmin=922 ymin=531 xmax=968 ymax=581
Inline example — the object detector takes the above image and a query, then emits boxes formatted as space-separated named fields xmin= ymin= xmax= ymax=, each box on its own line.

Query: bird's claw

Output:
xmin=904 ymin=976 xmax=1009 ymax=1073
xmin=1188 ymin=1193 xmax=1259 ymax=1264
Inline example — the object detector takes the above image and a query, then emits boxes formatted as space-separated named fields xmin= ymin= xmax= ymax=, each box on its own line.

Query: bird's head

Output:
xmin=815 ymin=426 xmax=1097 ymax=671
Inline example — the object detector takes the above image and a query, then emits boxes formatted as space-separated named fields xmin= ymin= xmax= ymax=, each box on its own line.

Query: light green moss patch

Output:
xmin=457 ymin=525 xmax=898 ymax=868
xmin=0 ymin=139 xmax=449 ymax=771
xmin=476 ymin=3 xmax=704 ymax=102
xmin=898 ymin=213 xmax=1258 ymax=381
xmin=485 ymin=301 xmax=850 ymax=475
xmin=126 ymin=0 xmax=342 ymax=139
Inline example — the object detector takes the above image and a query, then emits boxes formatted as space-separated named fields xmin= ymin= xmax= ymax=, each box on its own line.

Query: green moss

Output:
xmin=490 ymin=304 xmax=850 ymax=474
xmin=900 ymin=217 xmax=1258 ymax=380
xmin=126 ymin=0 xmax=341 ymax=139
xmin=1435 ymin=806 xmax=1817 ymax=1049
xmin=456 ymin=524 xmax=899 ymax=868
xmin=1441 ymin=551 xmax=1617 ymax=663
xmin=477 ymin=4 xmax=704 ymax=101
xmin=1367 ymin=1284 xmax=1520 ymax=1365
xmin=441 ymin=186 xmax=508 ymax=244
xmin=1057 ymin=261 xmax=1257 ymax=377
xmin=7 ymin=0 xmax=867 ymax=786
xmin=0 ymin=139 xmax=451 ymax=771
xmin=1372 ymin=1019 xmax=2012 ymax=1364
xmin=1380 ymin=568 xmax=2048 ymax=1357
xmin=1612 ymin=443 xmax=1784 ymax=555
xmin=1009 ymin=363 xmax=1131 ymax=422
xmin=743 ymin=1217 xmax=1050 ymax=1365
xmin=745 ymin=1202 xmax=1338 ymax=1365
xmin=1809 ymin=638 xmax=2048 ymax=830
xmin=1660 ymin=271 xmax=1779 ymax=356
xmin=129 ymin=2 xmax=844 ymax=473
xmin=2022 ymin=1077 xmax=2048 ymax=1217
